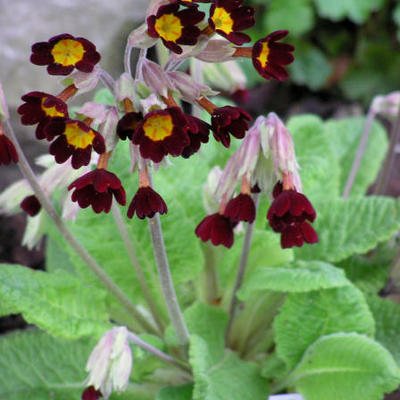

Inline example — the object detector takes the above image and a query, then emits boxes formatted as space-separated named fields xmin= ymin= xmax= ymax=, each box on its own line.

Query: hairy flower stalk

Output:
xmin=3 ymin=118 xmax=157 ymax=335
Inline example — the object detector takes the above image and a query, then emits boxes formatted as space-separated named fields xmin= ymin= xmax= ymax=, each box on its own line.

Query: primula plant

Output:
xmin=1 ymin=1 xmax=400 ymax=400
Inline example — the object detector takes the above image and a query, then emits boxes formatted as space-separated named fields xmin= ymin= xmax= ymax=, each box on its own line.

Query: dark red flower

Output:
xmin=181 ymin=115 xmax=210 ymax=158
xmin=31 ymin=33 xmax=101 ymax=75
xmin=68 ymin=169 xmax=126 ymax=214
xmin=132 ymin=107 xmax=190 ymax=163
xmin=209 ymin=0 xmax=255 ymax=45
xmin=147 ymin=3 xmax=205 ymax=54
xmin=82 ymin=386 xmax=103 ymax=400
xmin=267 ymin=182 xmax=318 ymax=248
xmin=116 ymin=111 xmax=143 ymax=140
xmin=230 ymin=89 xmax=250 ymax=106
xmin=127 ymin=186 xmax=168 ymax=219
xmin=17 ymin=91 xmax=69 ymax=140
xmin=45 ymin=119 xmax=105 ymax=169
xmin=211 ymin=105 xmax=251 ymax=148
xmin=252 ymin=31 xmax=295 ymax=82
xmin=20 ymin=195 xmax=41 ymax=216
xmin=195 ymin=213 xmax=234 ymax=248
xmin=224 ymin=193 xmax=255 ymax=223
xmin=0 ymin=134 xmax=18 ymax=165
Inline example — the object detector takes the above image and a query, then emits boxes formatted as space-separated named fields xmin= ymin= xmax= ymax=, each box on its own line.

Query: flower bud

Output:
xmin=76 ymin=102 xmax=108 ymax=125
xmin=61 ymin=65 xmax=101 ymax=94
xmin=202 ymin=166 xmax=223 ymax=214
xmin=371 ymin=91 xmax=400 ymax=121
xmin=114 ymin=73 xmax=135 ymax=103
xmin=22 ymin=211 xmax=45 ymax=250
xmin=167 ymin=71 xmax=217 ymax=103
xmin=98 ymin=108 xmax=119 ymax=152
xmin=141 ymin=59 xmax=175 ymax=98
xmin=0 ymin=83 xmax=9 ymax=121
xmin=195 ymin=39 xmax=236 ymax=63
xmin=85 ymin=326 xmax=133 ymax=399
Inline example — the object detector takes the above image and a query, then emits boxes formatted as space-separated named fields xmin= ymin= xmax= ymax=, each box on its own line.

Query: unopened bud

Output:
xmin=99 ymin=108 xmax=119 ymax=152
xmin=22 ymin=211 xmax=45 ymax=250
xmin=202 ymin=166 xmax=223 ymax=214
xmin=141 ymin=59 xmax=175 ymax=98
xmin=195 ymin=39 xmax=236 ymax=63
xmin=85 ymin=326 xmax=133 ymax=399
xmin=167 ymin=71 xmax=217 ymax=102
xmin=61 ymin=66 xmax=101 ymax=94
xmin=371 ymin=91 xmax=400 ymax=121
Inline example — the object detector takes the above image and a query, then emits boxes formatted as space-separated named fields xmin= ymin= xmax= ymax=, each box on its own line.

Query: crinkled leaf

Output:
xmin=290 ymin=333 xmax=400 ymax=400
xmin=294 ymin=197 xmax=400 ymax=263
xmin=274 ymin=285 xmax=375 ymax=369
xmin=367 ymin=294 xmax=400 ymax=366
xmin=323 ymin=117 xmax=388 ymax=196
xmin=190 ymin=335 xmax=269 ymax=400
xmin=289 ymin=42 xmax=332 ymax=90
xmin=313 ymin=0 xmax=384 ymax=23
xmin=157 ymin=384 xmax=193 ymax=400
xmin=264 ymin=0 xmax=315 ymax=36
xmin=238 ymin=261 xmax=349 ymax=300
xmin=288 ymin=114 xmax=340 ymax=200
xmin=0 ymin=264 xmax=109 ymax=339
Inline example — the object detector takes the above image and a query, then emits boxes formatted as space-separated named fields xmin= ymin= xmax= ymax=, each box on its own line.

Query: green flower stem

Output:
xmin=111 ymin=203 xmax=166 ymax=334
xmin=242 ymin=328 xmax=274 ymax=360
xmin=374 ymin=103 xmax=400 ymax=194
xmin=202 ymin=243 xmax=219 ymax=305
xmin=343 ymin=107 xmax=376 ymax=198
xmin=225 ymin=193 xmax=260 ymax=344
xmin=126 ymin=331 xmax=191 ymax=373
xmin=3 ymin=119 xmax=157 ymax=335
xmin=148 ymin=213 xmax=190 ymax=347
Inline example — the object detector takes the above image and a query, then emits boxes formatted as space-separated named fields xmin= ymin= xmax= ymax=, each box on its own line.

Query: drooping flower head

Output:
xmin=252 ymin=31 xmax=295 ymax=82
xmin=195 ymin=213 xmax=235 ymax=248
xmin=82 ymin=386 xmax=103 ymax=400
xmin=209 ymin=0 xmax=255 ymax=45
xmin=211 ymin=105 xmax=252 ymax=148
xmin=267 ymin=181 xmax=318 ymax=249
xmin=0 ymin=131 xmax=18 ymax=165
xmin=17 ymin=91 xmax=69 ymax=140
xmin=20 ymin=195 xmax=42 ymax=217
xmin=147 ymin=3 xmax=205 ymax=54
xmin=31 ymin=33 xmax=101 ymax=75
xmin=224 ymin=193 xmax=255 ymax=223
xmin=181 ymin=114 xmax=210 ymax=158
xmin=68 ymin=169 xmax=126 ymax=214
xmin=132 ymin=107 xmax=190 ymax=162
xmin=127 ymin=186 xmax=168 ymax=219
xmin=45 ymin=119 xmax=105 ymax=168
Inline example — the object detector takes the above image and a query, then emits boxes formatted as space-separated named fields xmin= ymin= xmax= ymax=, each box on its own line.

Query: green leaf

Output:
xmin=274 ymin=285 xmax=375 ymax=369
xmin=0 ymin=329 xmax=92 ymax=399
xmin=288 ymin=115 xmax=341 ymax=201
xmin=313 ymin=0 xmax=384 ymax=23
xmin=294 ymin=197 xmax=400 ymax=263
xmin=367 ymin=295 xmax=400 ymax=366
xmin=190 ymin=335 xmax=269 ymax=400
xmin=238 ymin=261 xmax=349 ymax=300
xmin=289 ymin=42 xmax=333 ymax=90
xmin=46 ymin=236 xmax=76 ymax=274
xmin=157 ymin=384 xmax=193 ymax=400
xmin=290 ymin=333 xmax=400 ymax=400
xmin=323 ymin=117 xmax=388 ymax=196
xmin=394 ymin=4 xmax=400 ymax=42
xmin=264 ymin=0 xmax=315 ymax=36
xmin=0 ymin=264 xmax=110 ymax=339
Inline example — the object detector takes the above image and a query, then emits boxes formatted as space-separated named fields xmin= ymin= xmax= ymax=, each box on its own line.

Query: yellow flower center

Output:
xmin=257 ymin=42 xmax=270 ymax=68
xmin=41 ymin=98 xmax=65 ymax=118
xmin=211 ymin=7 xmax=234 ymax=35
xmin=154 ymin=14 xmax=183 ymax=42
xmin=51 ymin=39 xmax=85 ymax=66
xmin=64 ymin=122 xmax=95 ymax=149
xmin=143 ymin=114 xmax=174 ymax=142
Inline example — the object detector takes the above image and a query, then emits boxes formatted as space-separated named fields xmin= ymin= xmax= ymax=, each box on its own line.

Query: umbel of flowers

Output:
xmin=0 ymin=0 xmax=320 ymax=398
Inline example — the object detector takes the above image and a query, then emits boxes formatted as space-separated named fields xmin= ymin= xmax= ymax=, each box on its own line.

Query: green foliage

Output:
xmin=157 ymin=384 xmax=194 ymax=400
xmin=323 ymin=117 xmax=388 ymax=197
xmin=0 ymin=264 xmax=109 ymax=339
xmin=294 ymin=197 xmax=400 ymax=263
xmin=264 ymin=0 xmax=315 ymax=36
xmin=368 ymin=295 xmax=400 ymax=366
xmin=289 ymin=333 xmax=400 ymax=400
xmin=190 ymin=335 xmax=269 ymax=400
xmin=274 ymin=285 xmax=375 ymax=369
xmin=237 ymin=261 xmax=349 ymax=300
